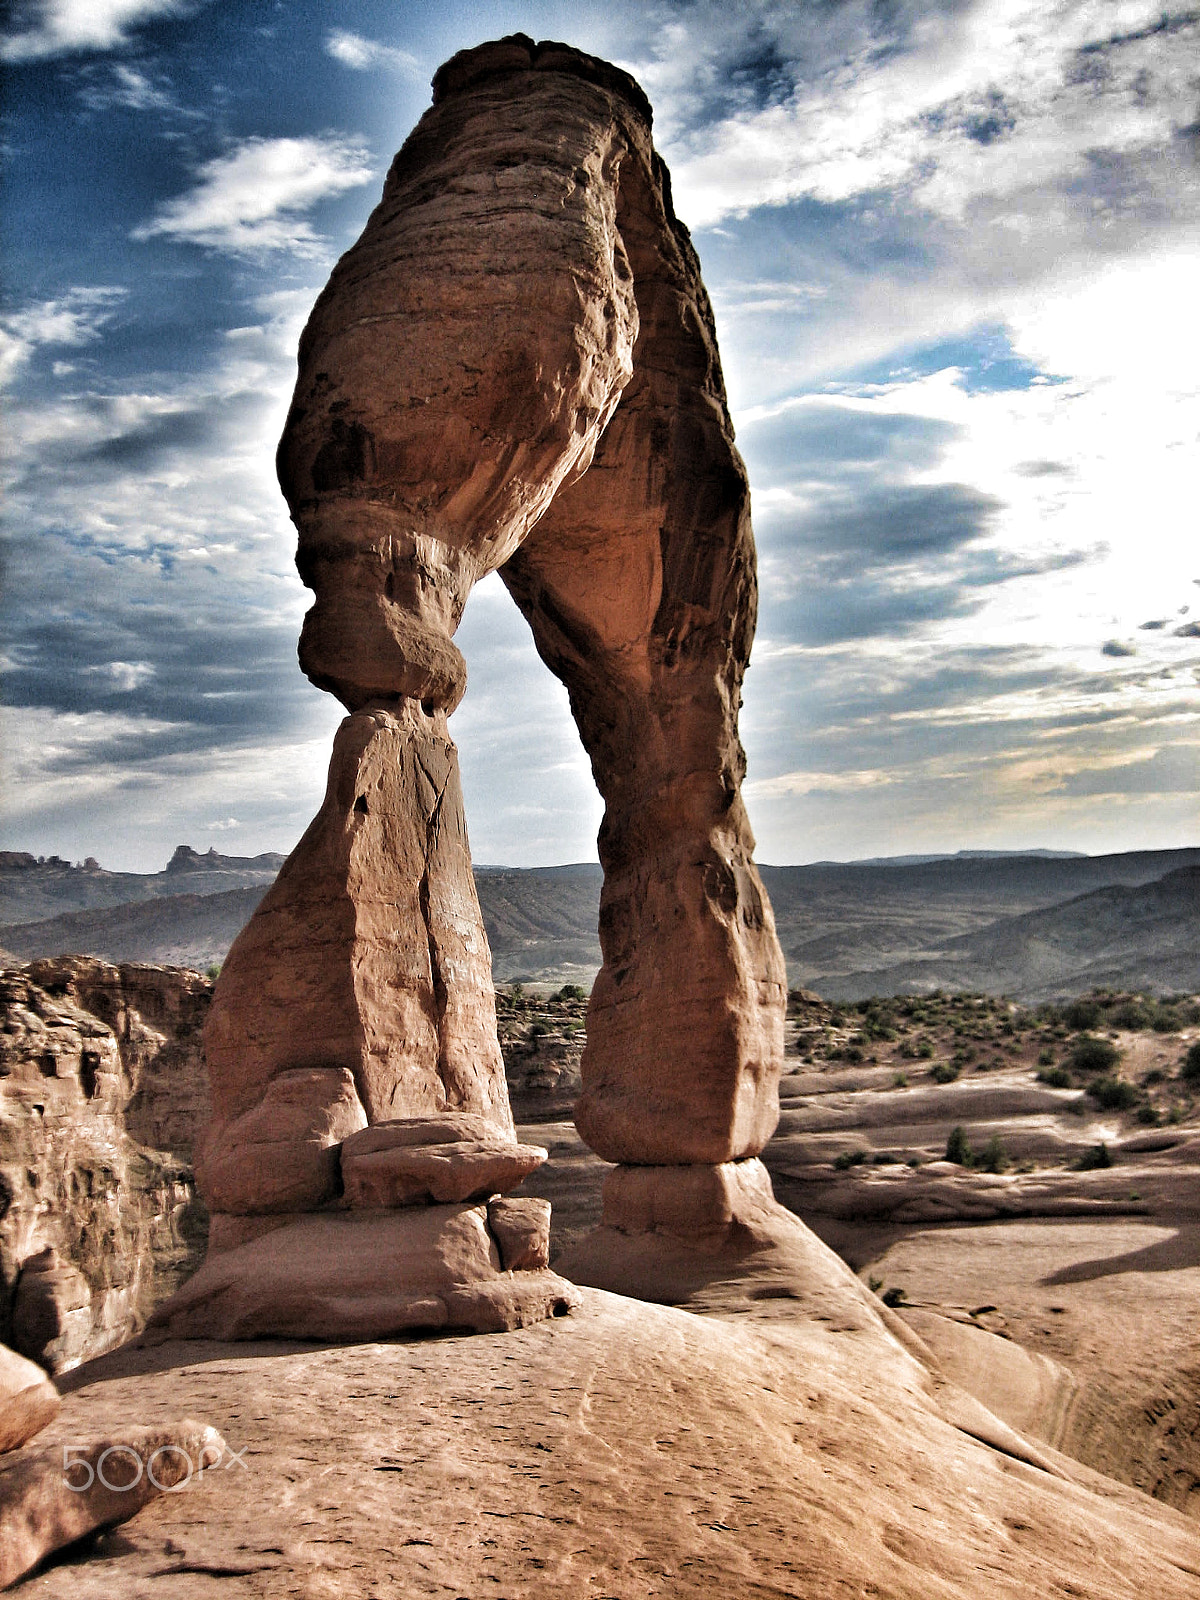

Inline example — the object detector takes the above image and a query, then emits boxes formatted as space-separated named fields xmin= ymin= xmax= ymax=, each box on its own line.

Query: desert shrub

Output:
xmin=1037 ymin=1066 xmax=1072 ymax=1088
xmin=1076 ymin=1142 xmax=1113 ymax=1170
xmin=930 ymin=1061 xmax=960 ymax=1084
xmin=1037 ymin=1046 xmax=1056 ymax=1066
xmin=833 ymin=1149 xmax=868 ymax=1170
xmin=1087 ymin=1076 xmax=1138 ymax=1111
xmin=1063 ymin=998 xmax=1103 ymax=1031
xmin=881 ymin=1286 xmax=907 ymax=1308
xmin=1182 ymin=1041 xmax=1200 ymax=1083
xmin=892 ymin=1072 xmax=908 ymax=1089
xmin=945 ymin=1125 xmax=973 ymax=1166
xmin=1110 ymin=1000 xmax=1150 ymax=1030
xmin=832 ymin=1044 xmax=865 ymax=1063
xmin=1136 ymin=1105 xmax=1161 ymax=1125
xmin=872 ymin=1152 xmax=900 ymax=1165
xmin=205 ymin=964 xmax=221 ymax=981
xmin=976 ymin=1134 xmax=1009 ymax=1174
xmin=1149 ymin=1004 xmax=1183 ymax=1033
xmin=554 ymin=983 xmax=587 ymax=1002
xmin=1144 ymin=1068 xmax=1166 ymax=1085
xmin=528 ymin=1021 xmax=549 ymax=1039
xmin=1067 ymin=1034 xmax=1121 ymax=1073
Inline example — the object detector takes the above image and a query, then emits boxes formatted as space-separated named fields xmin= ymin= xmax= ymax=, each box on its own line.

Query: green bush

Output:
xmin=205 ymin=964 xmax=221 ymax=981
xmin=1110 ymin=1000 xmax=1150 ymax=1030
xmin=1182 ymin=1041 xmax=1200 ymax=1083
xmin=1037 ymin=1046 xmax=1056 ymax=1066
xmin=1067 ymin=1034 xmax=1121 ymax=1073
xmin=892 ymin=1072 xmax=908 ymax=1089
xmin=930 ymin=1061 xmax=960 ymax=1084
xmin=1037 ymin=1066 xmax=1073 ymax=1088
xmin=945 ymin=1125 xmax=973 ymax=1166
xmin=1149 ymin=1005 xmax=1183 ymax=1033
xmin=1063 ymin=998 xmax=1103 ymax=1031
xmin=1075 ymin=1142 xmax=1113 ymax=1170
xmin=976 ymin=1134 xmax=1009 ymax=1174
xmin=554 ymin=983 xmax=587 ymax=1002
xmin=1086 ymin=1076 xmax=1138 ymax=1111
xmin=881 ymin=1286 xmax=907 ymax=1308
xmin=833 ymin=1149 xmax=868 ymax=1170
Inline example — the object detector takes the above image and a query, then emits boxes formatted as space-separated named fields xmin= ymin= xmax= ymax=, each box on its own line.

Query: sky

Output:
xmin=1 ymin=0 xmax=1197 ymax=873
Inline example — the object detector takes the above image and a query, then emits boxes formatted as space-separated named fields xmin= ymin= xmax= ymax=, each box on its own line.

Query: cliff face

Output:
xmin=0 ymin=958 xmax=211 ymax=1372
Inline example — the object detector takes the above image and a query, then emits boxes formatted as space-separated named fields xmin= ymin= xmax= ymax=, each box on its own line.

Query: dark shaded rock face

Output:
xmin=0 ymin=959 xmax=210 ymax=1372
xmin=194 ymin=36 xmax=785 ymax=1297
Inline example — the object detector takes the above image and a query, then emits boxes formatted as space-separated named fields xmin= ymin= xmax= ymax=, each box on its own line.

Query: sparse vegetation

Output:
xmin=1037 ymin=1065 xmax=1073 ymax=1088
xmin=1076 ymin=1142 xmax=1113 ymax=1170
xmin=945 ymin=1125 xmax=973 ymax=1166
xmin=1087 ymin=1076 xmax=1139 ymax=1111
xmin=1067 ymin=1034 xmax=1121 ymax=1074
xmin=930 ymin=1061 xmax=960 ymax=1084
xmin=976 ymin=1134 xmax=1009 ymax=1174
xmin=833 ymin=1149 xmax=868 ymax=1170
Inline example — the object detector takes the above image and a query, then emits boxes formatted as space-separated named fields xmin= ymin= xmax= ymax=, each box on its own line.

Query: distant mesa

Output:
xmin=165 ymin=844 xmax=286 ymax=874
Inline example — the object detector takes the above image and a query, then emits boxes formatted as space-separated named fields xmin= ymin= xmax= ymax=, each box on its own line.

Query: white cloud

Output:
xmin=131 ymin=136 xmax=374 ymax=256
xmin=325 ymin=29 xmax=421 ymax=76
xmin=1 ymin=0 xmax=190 ymax=61
xmin=0 ymin=287 xmax=125 ymax=388
xmin=657 ymin=0 xmax=1200 ymax=228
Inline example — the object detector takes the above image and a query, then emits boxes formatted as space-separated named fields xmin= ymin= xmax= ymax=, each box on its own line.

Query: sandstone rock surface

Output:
xmin=340 ymin=1114 xmax=546 ymax=1206
xmin=148 ymin=1207 xmax=577 ymax=1342
xmin=0 ymin=1343 xmax=60 ymax=1454
xmin=20 ymin=1293 xmax=1200 ymax=1599
xmin=0 ymin=960 xmax=210 ymax=1371
xmin=196 ymin=1067 xmax=366 ymax=1215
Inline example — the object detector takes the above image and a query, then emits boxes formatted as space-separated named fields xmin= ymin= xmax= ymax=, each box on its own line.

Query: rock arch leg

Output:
xmin=497 ymin=133 xmax=789 ymax=1270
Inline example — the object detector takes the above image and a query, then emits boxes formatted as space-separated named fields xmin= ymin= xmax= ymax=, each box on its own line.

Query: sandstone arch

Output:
xmin=156 ymin=36 xmax=789 ymax=1339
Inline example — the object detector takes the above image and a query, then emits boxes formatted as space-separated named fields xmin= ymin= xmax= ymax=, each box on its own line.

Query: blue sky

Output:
xmin=2 ymin=0 xmax=1197 ymax=871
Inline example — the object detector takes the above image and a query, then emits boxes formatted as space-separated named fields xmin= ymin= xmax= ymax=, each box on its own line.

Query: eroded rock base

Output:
xmin=148 ymin=1206 xmax=579 ymax=1342
xmin=559 ymin=1158 xmax=894 ymax=1318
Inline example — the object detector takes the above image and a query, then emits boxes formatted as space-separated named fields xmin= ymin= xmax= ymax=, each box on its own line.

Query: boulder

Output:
xmin=0 ymin=1343 xmax=59 ymax=1455
xmin=0 ymin=1419 xmax=224 ymax=1589
xmin=487 ymin=1196 xmax=551 ymax=1271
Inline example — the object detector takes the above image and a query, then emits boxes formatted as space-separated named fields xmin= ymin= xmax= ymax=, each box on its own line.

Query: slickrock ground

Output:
xmin=18 ymin=1280 xmax=1200 ymax=1598
xmin=514 ymin=987 xmax=1200 ymax=1521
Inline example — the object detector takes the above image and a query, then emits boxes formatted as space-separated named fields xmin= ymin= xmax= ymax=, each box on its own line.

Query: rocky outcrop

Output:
xmin=0 ymin=959 xmax=210 ymax=1372
xmin=172 ymin=34 xmax=787 ymax=1333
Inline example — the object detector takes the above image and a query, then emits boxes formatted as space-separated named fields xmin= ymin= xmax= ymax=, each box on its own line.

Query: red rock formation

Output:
xmin=186 ymin=34 xmax=787 ymax=1330
xmin=0 ymin=960 xmax=209 ymax=1372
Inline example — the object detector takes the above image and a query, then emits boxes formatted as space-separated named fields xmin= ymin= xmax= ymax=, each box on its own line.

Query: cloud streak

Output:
xmin=132 ymin=136 xmax=374 ymax=255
